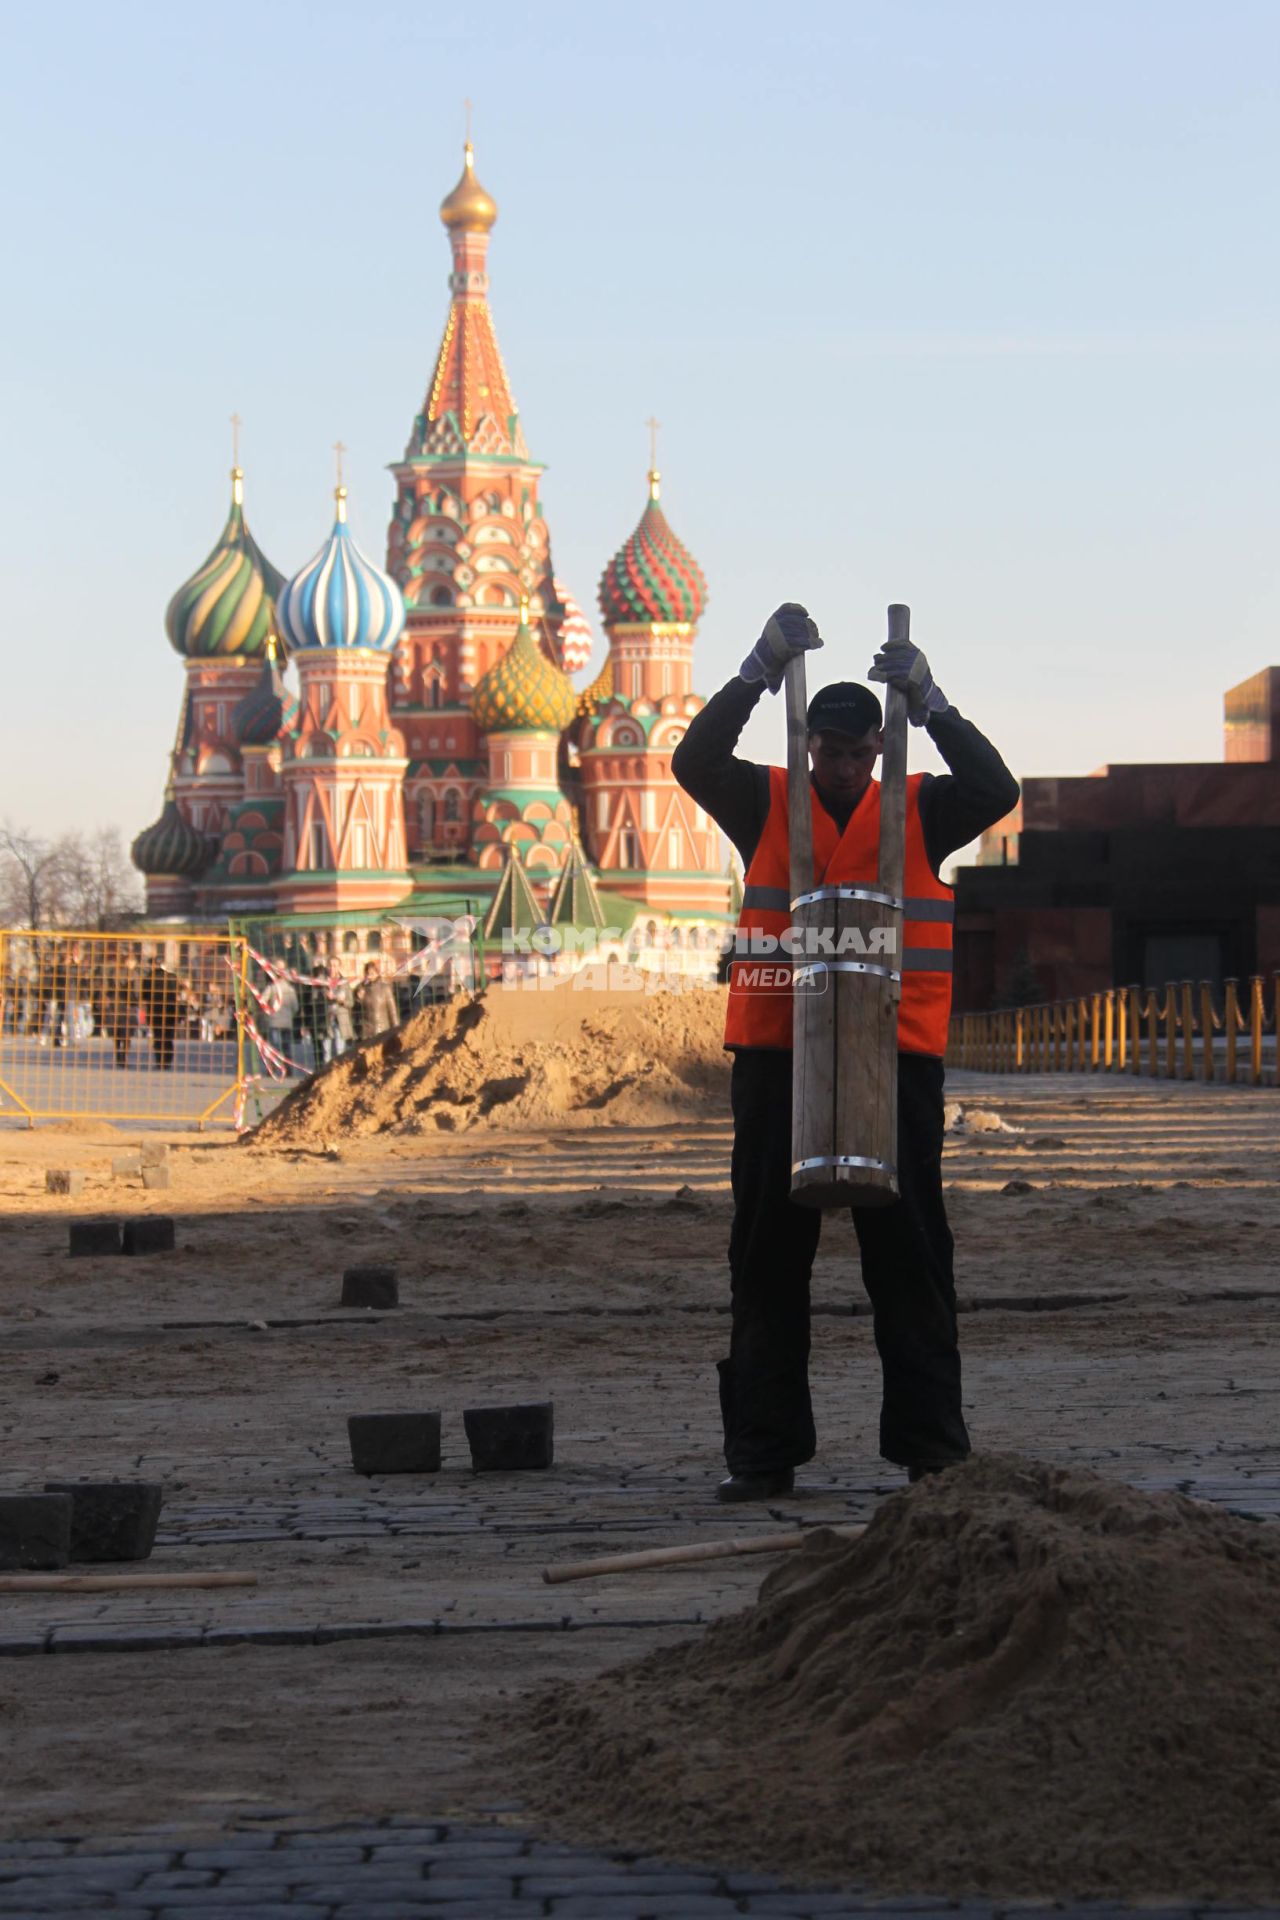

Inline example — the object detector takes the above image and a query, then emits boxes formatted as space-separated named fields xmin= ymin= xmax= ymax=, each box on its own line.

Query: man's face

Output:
xmin=808 ymin=725 xmax=883 ymax=804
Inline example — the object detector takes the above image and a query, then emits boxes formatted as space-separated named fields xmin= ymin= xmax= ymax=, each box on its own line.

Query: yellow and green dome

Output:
xmin=165 ymin=469 xmax=286 ymax=659
xmin=576 ymin=653 xmax=614 ymax=720
xmin=472 ymin=607 xmax=577 ymax=734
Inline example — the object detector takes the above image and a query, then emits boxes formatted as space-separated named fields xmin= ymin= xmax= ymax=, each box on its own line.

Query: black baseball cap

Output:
xmin=806 ymin=682 xmax=883 ymax=739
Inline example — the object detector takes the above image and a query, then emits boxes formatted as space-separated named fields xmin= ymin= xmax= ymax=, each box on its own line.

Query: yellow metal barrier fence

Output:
xmin=947 ymin=977 xmax=1277 ymax=1086
xmin=0 ymin=929 xmax=250 ymax=1127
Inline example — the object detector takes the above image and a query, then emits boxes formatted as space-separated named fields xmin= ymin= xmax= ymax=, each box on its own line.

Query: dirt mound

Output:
xmin=248 ymin=981 xmax=731 ymax=1143
xmin=501 ymin=1454 xmax=1280 ymax=1899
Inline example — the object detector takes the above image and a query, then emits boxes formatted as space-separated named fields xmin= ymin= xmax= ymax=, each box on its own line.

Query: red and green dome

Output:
xmin=598 ymin=474 xmax=707 ymax=629
xmin=472 ymin=607 xmax=577 ymax=734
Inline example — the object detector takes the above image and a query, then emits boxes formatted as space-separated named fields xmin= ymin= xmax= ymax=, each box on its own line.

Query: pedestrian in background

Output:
xmin=326 ymin=966 xmax=354 ymax=1061
xmin=354 ymin=961 xmax=397 ymax=1042
xmin=264 ymin=974 xmax=299 ymax=1066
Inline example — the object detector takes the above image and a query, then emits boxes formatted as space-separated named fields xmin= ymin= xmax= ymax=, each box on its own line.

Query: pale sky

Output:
xmin=1 ymin=0 xmax=1276 ymax=843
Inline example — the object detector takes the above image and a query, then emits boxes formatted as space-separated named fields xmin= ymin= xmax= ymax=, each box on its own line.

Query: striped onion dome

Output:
xmin=575 ymin=653 xmax=614 ymax=720
xmin=165 ymin=469 xmax=286 ymax=659
xmin=131 ymin=793 xmax=216 ymax=879
xmin=598 ymin=471 xmax=707 ymax=629
xmin=554 ymin=579 xmax=595 ymax=675
xmin=232 ymin=647 xmax=285 ymax=746
xmin=276 ymin=487 xmax=405 ymax=653
xmin=472 ymin=605 xmax=577 ymax=734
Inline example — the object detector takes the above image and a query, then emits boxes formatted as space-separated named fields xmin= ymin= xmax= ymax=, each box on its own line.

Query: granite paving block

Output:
xmin=68 ymin=1218 xmax=121 ymax=1256
xmin=417 ymin=1872 xmax=523 ymax=1895
xmin=312 ymin=1619 xmax=439 ymax=1644
xmin=348 ymin=1412 xmax=442 ymax=1475
xmin=737 ymin=1894 xmax=889 ymax=1913
xmin=49 ymin=1627 xmax=205 ymax=1654
xmin=142 ymin=1164 xmax=172 ymax=1191
xmin=391 ymin=1904 xmax=537 ymax=1920
xmin=0 ymin=1890 xmax=102 ymax=1912
xmin=331 ymin=1908 xmax=531 ymax=1920
xmin=112 ymin=1152 xmax=144 ymax=1178
xmin=178 ymin=1848 xmax=300 ymax=1870
xmin=341 ymin=1263 xmax=400 ymax=1309
xmin=119 ymin=1895 xmax=326 ymax=1914
xmin=0 ymin=1492 xmax=72 ymax=1570
xmin=123 ymin=1216 xmax=176 ymax=1256
xmin=155 ymin=1908 xmax=328 ymax=1920
xmin=0 ymin=1633 xmax=50 ymax=1657
xmin=464 ymin=1400 xmax=554 ymax=1471
xmin=547 ymin=1898 xmax=742 ymax=1916
xmin=522 ymin=1871 xmax=722 ymax=1896
xmin=62 ymin=1847 xmax=179 ymax=1865
xmin=45 ymin=1168 xmax=86 ymax=1196
xmin=45 ymin=1480 xmax=163 ymax=1563
xmin=372 ymin=1840 xmax=524 ymax=1862
xmin=136 ymin=1872 xmax=219 ymax=1891
xmin=209 ymin=1626 xmax=315 ymax=1648
xmin=403 ymin=1907 xmax=532 ymax=1919
xmin=290 ymin=1877 xmax=437 ymax=1903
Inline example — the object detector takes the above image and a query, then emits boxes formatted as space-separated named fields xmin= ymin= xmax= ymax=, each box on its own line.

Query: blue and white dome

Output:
xmin=277 ymin=487 xmax=405 ymax=653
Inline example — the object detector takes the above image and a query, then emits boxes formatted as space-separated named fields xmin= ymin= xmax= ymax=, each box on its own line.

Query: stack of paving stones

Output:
xmin=0 ymin=1814 xmax=1224 ymax=1917
xmin=0 ymin=1482 xmax=162 ymax=1593
xmin=69 ymin=1216 xmax=176 ymax=1258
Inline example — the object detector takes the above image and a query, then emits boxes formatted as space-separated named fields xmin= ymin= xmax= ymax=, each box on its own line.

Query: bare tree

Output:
xmin=0 ymin=826 xmax=65 ymax=928
xmin=56 ymin=829 xmax=142 ymax=930
xmin=0 ymin=825 xmax=142 ymax=930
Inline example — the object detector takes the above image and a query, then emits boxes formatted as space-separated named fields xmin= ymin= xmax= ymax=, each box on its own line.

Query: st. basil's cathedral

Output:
xmin=131 ymin=142 xmax=731 ymax=946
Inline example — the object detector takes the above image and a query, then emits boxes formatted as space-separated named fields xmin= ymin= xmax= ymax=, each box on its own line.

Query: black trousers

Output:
xmin=720 ymin=1048 xmax=970 ymax=1474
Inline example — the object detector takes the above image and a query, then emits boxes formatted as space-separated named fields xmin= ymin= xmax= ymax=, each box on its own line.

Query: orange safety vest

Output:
xmin=724 ymin=767 xmax=953 ymax=1055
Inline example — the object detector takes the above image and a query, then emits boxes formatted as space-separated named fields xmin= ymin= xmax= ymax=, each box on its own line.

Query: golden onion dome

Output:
xmin=440 ymin=142 xmax=498 ymax=233
xmin=575 ymin=654 xmax=614 ymax=721
xmin=473 ymin=605 xmax=577 ymax=734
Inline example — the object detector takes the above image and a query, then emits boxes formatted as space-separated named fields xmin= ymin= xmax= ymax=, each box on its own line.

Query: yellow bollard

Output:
xmin=1199 ymin=981 xmax=1215 ymax=1082
xmin=1224 ymin=978 xmax=1238 ymax=1084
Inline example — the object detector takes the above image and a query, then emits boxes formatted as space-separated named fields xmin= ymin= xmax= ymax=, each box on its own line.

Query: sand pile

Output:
xmin=502 ymin=1454 xmax=1280 ymax=1899
xmin=249 ymin=981 xmax=731 ymax=1143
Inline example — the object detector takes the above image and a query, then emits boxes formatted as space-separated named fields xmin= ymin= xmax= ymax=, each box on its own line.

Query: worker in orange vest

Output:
xmin=672 ymin=604 xmax=1019 ymax=1501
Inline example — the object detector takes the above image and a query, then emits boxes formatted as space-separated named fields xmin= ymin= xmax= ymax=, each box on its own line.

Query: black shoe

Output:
xmin=907 ymin=1457 xmax=964 ymax=1485
xmin=716 ymin=1467 xmax=795 ymax=1504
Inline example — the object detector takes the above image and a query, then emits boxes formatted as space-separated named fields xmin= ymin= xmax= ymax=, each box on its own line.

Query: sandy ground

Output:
xmin=1 ymin=1070 xmax=1278 ymax=1849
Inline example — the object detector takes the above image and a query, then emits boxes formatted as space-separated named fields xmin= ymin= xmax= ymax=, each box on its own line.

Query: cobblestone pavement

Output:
xmin=2 ymin=1817 xmax=1275 ymax=1919
xmin=2 ymin=1079 xmax=1279 ymax=1910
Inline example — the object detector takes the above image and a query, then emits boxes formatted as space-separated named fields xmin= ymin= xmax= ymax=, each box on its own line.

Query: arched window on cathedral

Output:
xmin=418 ymin=793 xmax=435 ymax=845
xmin=428 ymin=676 xmax=443 ymax=710
xmin=431 ymin=585 xmax=452 ymax=607
xmin=444 ymin=788 xmax=461 ymax=824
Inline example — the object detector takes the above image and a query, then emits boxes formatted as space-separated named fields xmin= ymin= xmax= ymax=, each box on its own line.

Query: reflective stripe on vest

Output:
xmin=725 ymin=767 xmax=954 ymax=1055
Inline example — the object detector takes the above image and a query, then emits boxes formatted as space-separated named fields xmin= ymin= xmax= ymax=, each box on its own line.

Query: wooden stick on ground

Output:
xmin=543 ymin=1525 xmax=866 ymax=1585
xmin=0 ymin=1571 xmax=258 ymax=1594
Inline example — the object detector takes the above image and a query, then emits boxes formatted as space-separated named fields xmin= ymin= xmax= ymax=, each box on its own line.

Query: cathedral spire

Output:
xmin=406 ymin=139 xmax=524 ymax=459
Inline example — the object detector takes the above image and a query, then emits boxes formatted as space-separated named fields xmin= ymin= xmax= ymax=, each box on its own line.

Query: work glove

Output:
xmin=867 ymin=637 xmax=950 ymax=727
xmin=739 ymin=603 xmax=823 ymax=693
